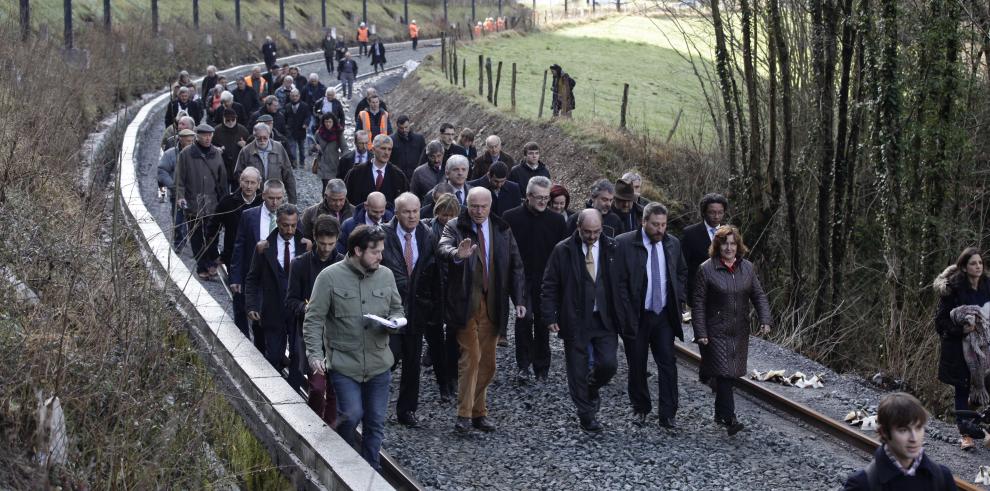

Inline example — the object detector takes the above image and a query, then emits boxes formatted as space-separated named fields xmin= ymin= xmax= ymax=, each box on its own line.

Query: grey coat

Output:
xmin=691 ymin=258 xmax=772 ymax=378
xmin=233 ymin=140 xmax=298 ymax=203
xmin=174 ymin=144 xmax=226 ymax=218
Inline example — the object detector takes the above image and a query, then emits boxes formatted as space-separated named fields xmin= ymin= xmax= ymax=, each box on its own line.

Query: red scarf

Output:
xmin=720 ymin=257 xmax=737 ymax=273
xmin=317 ymin=123 xmax=341 ymax=142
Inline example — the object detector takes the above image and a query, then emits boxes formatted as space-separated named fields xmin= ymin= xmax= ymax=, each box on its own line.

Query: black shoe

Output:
xmin=588 ymin=383 xmax=600 ymax=402
xmin=397 ymin=412 xmax=420 ymax=428
xmin=516 ymin=368 xmax=532 ymax=385
xmin=472 ymin=416 xmax=496 ymax=432
xmin=438 ymin=386 xmax=451 ymax=402
xmin=658 ymin=416 xmax=676 ymax=429
xmin=454 ymin=416 xmax=472 ymax=433
xmin=718 ymin=416 xmax=745 ymax=436
xmin=633 ymin=412 xmax=649 ymax=426
xmin=497 ymin=336 xmax=509 ymax=347
xmin=580 ymin=417 xmax=603 ymax=433
xmin=534 ymin=371 xmax=549 ymax=382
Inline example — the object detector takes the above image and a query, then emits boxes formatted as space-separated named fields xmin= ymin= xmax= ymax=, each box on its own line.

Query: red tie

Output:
xmin=375 ymin=169 xmax=384 ymax=191
xmin=403 ymin=232 xmax=414 ymax=276
xmin=283 ymin=239 xmax=291 ymax=273
xmin=477 ymin=223 xmax=488 ymax=293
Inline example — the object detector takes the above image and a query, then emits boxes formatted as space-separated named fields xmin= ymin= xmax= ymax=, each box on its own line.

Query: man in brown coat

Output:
xmin=234 ymin=123 xmax=298 ymax=203
xmin=437 ymin=188 xmax=527 ymax=433
xmin=470 ymin=135 xmax=515 ymax=180
xmin=175 ymin=124 xmax=227 ymax=278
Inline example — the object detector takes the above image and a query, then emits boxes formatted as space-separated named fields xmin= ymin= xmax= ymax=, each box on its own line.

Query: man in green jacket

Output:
xmin=303 ymin=224 xmax=404 ymax=470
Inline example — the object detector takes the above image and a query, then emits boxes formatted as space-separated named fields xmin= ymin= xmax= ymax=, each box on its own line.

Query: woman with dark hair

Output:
xmin=313 ymin=112 xmax=344 ymax=191
xmin=934 ymin=246 xmax=990 ymax=450
xmin=549 ymin=184 xmax=572 ymax=220
xmin=692 ymin=225 xmax=771 ymax=435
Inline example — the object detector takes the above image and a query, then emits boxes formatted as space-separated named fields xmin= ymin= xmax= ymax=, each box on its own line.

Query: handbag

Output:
xmin=311 ymin=155 xmax=320 ymax=175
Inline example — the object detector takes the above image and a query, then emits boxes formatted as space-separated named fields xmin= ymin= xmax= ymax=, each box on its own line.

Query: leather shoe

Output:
xmin=454 ymin=416 xmax=472 ymax=433
xmin=580 ymin=417 xmax=603 ymax=433
xmin=516 ymin=368 xmax=532 ymax=385
xmin=718 ymin=416 xmax=745 ymax=436
xmin=397 ymin=412 xmax=419 ymax=428
xmin=472 ymin=416 xmax=496 ymax=432
xmin=633 ymin=412 xmax=649 ymax=426
xmin=658 ymin=416 xmax=676 ymax=429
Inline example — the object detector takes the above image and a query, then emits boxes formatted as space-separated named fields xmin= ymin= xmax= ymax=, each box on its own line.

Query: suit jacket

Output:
xmin=231 ymin=205 xmax=268 ymax=285
xmin=381 ymin=218 xmax=435 ymax=328
xmin=390 ymin=131 xmax=427 ymax=179
xmin=468 ymin=176 xmax=523 ymax=217
xmin=614 ymin=228 xmax=689 ymax=340
xmin=211 ymin=192 xmax=263 ymax=266
xmin=245 ymin=229 xmax=306 ymax=333
xmin=436 ymin=210 xmax=527 ymax=331
xmin=284 ymin=250 xmax=344 ymax=322
xmin=681 ymin=221 xmax=715 ymax=305
xmin=470 ymin=152 xmax=516 ymax=180
xmin=344 ymin=161 xmax=409 ymax=205
xmin=337 ymin=149 xmax=371 ymax=182
xmin=541 ymin=232 xmax=625 ymax=340
xmin=337 ymin=203 xmax=396 ymax=254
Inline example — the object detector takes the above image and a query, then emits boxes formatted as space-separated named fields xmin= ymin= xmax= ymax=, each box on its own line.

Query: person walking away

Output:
xmin=843 ymin=392 xmax=956 ymax=490
xmin=691 ymin=225 xmax=771 ymax=435
xmin=934 ymin=247 xmax=990 ymax=450
xmin=409 ymin=20 xmax=419 ymax=50
xmin=303 ymin=225 xmax=404 ymax=470
xmin=370 ymin=37 xmax=387 ymax=74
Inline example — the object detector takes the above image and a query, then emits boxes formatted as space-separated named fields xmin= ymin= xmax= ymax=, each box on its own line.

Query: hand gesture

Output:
xmin=248 ymin=311 xmax=261 ymax=321
xmin=309 ymin=357 xmax=326 ymax=375
xmin=516 ymin=305 xmax=527 ymax=319
xmin=547 ymin=323 xmax=560 ymax=333
xmin=696 ymin=337 xmax=709 ymax=346
xmin=456 ymin=238 xmax=477 ymax=259
xmin=230 ymin=283 xmax=241 ymax=294
xmin=758 ymin=324 xmax=771 ymax=336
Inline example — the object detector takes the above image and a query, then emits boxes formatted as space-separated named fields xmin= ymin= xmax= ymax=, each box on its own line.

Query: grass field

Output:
xmin=421 ymin=14 xmax=717 ymax=144
xmin=0 ymin=0 xmax=521 ymax=41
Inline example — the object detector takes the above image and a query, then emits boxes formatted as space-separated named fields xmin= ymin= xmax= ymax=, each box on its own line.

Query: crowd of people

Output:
xmin=156 ymin=47 xmax=966 ymax=486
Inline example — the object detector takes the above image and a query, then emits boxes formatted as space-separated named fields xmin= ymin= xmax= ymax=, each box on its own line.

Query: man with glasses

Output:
xmin=421 ymin=123 xmax=467 ymax=171
xmin=503 ymin=176 xmax=567 ymax=383
xmin=234 ymin=123 xmax=298 ymax=203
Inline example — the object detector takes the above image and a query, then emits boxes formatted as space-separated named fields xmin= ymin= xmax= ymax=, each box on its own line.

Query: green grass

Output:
xmin=554 ymin=12 xmax=714 ymax=59
xmin=423 ymin=18 xmax=715 ymax=143
xmin=0 ymin=0 xmax=523 ymax=41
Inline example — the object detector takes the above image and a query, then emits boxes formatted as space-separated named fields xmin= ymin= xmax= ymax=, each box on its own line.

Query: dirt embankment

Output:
xmin=388 ymin=72 xmax=720 ymax=227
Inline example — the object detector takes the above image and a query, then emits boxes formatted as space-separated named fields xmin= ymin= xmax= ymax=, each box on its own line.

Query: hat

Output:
xmin=614 ymin=178 xmax=636 ymax=201
xmin=223 ymin=108 xmax=237 ymax=118
xmin=411 ymin=20 xmax=417 ymax=23
xmin=177 ymin=128 xmax=196 ymax=137
xmin=360 ymin=22 xmax=367 ymax=27
xmin=195 ymin=123 xmax=215 ymax=133
xmin=257 ymin=114 xmax=274 ymax=123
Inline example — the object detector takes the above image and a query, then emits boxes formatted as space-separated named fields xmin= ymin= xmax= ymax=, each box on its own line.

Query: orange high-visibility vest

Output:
xmin=409 ymin=24 xmax=419 ymax=38
xmin=244 ymin=75 xmax=267 ymax=95
xmin=359 ymin=110 xmax=389 ymax=149
xmin=358 ymin=27 xmax=369 ymax=42
xmin=496 ymin=17 xmax=505 ymax=30
xmin=484 ymin=19 xmax=494 ymax=32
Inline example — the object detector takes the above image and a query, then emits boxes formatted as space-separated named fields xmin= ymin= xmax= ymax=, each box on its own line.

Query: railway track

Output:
xmin=673 ymin=340 xmax=982 ymax=491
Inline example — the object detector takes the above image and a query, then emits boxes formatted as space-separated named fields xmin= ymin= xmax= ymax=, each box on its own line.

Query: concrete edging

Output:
xmin=116 ymin=50 xmax=395 ymax=491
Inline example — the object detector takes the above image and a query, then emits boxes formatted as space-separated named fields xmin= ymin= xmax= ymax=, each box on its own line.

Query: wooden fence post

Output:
xmin=462 ymin=59 xmax=466 ymax=88
xmin=620 ymin=83 xmax=629 ymax=129
xmin=103 ymin=0 xmax=111 ymax=31
xmin=538 ymin=69 xmax=548 ymax=119
xmin=20 ymin=0 xmax=30 ymax=41
xmin=486 ymin=58 xmax=493 ymax=103
xmin=494 ymin=61 xmax=503 ymax=106
xmin=193 ymin=0 xmax=199 ymax=29
xmin=152 ymin=0 xmax=159 ymax=34
xmin=478 ymin=55 xmax=484 ymax=96
xmin=511 ymin=62 xmax=517 ymax=111
xmin=441 ymin=32 xmax=447 ymax=77
xmin=64 ymin=0 xmax=73 ymax=49
xmin=665 ymin=108 xmax=683 ymax=144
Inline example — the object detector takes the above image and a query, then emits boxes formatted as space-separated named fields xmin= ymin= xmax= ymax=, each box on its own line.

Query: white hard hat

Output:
xmin=360 ymin=22 xmax=366 ymax=26
xmin=411 ymin=20 xmax=416 ymax=23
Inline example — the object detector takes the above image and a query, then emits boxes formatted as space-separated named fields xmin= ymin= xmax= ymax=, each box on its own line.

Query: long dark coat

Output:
xmin=614 ymin=228 xmax=689 ymax=339
xmin=381 ymin=218 xmax=436 ymax=329
xmin=691 ymin=258 xmax=772 ymax=378
xmin=436 ymin=210 xmax=527 ymax=332
xmin=934 ymin=265 xmax=990 ymax=388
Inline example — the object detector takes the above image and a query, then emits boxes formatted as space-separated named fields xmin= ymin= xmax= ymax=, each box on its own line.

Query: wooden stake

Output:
xmin=478 ymin=55 xmax=484 ymax=96
xmin=538 ymin=69 xmax=548 ymax=119
xmin=486 ymin=57 xmax=493 ymax=103
xmin=494 ymin=61 xmax=503 ymax=106
xmin=511 ymin=62 xmax=517 ymax=111
xmin=620 ymin=83 xmax=629 ymax=129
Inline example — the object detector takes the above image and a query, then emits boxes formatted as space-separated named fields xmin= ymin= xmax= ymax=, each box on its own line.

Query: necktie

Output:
xmin=477 ymin=223 xmax=488 ymax=293
xmin=709 ymin=227 xmax=717 ymax=239
xmin=375 ymin=169 xmax=384 ymax=191
xmin=268 ymin=211 xmax=276 ymax=233
xmin=283 ymin=239 xmax=291 ymax=273
xmin=403 ymin=232 xmax=414 ymax=276
xmin=585 ymin=244 xmax=596 ymax=282
xmin=650 ymin=242 xmax=664 ymax=314
xmin=456 ymin=190 xmax=463 ymax=205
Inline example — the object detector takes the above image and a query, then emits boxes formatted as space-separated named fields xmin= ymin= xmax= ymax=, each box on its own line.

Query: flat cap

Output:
xmin=177 ymin=128 xmax=196 ymax=137
xmin=195 ymin=123 xmax=215 ymax=133
xmin=256 ymin=114 xmax=274 ymax=123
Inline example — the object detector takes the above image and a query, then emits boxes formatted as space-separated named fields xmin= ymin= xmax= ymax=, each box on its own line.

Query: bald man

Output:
xmin=337 ymin=191 xmax=395 ymax=255
xmin=438 ymin=187 xmax=527 ymax=433
xmin=470 ymin=135 xmax=515 ymax=180
xmin=541 ymin=209 xmax=624 ymax=433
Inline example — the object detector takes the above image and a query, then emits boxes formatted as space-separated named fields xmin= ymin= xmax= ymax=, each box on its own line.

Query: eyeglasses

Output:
xmin=529 ymin=195 xmax=551 ymax=202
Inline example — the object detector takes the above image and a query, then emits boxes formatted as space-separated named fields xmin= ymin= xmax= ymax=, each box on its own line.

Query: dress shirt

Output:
xmin=365 ymin=214 xmax=382 ymax=227
xmin=706 ymin=223 xmax=718 ymax=241
xmin=642 ymin=229 xmax=668 ymax=312
xmin=354 ymin=151 xmax=369 ymax=165
xmin=257 ymin=141 xmax=272 ymax=176
xmin=276 ymin=235 xmax=296 ymax=269
xmin=583 ymin=240 xmax=600 ymax=311
xmin=259 ymin=205 xmax=275 ymax=241
xmin=398 ymin=226 xmax=419 ymax=267
xmin=371 ymin=161 xmax=388 ymax=186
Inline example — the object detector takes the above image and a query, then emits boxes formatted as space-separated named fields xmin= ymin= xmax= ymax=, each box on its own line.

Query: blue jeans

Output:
xmin=332 ymin=370 xmax=391 ymax=470
xmin=169 ymin=197 xmax=187 ymax=250
xmin=286 ymin=136 xmax=307 ymax=167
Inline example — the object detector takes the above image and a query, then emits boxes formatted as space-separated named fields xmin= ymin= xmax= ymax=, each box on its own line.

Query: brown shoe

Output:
xmin=472 ymin=416 xmax=496 ymax=432
xmin=962 ymin=435 xmax=976 ymax=451
xmin=497 ymin=336 xmax=509 ymax=347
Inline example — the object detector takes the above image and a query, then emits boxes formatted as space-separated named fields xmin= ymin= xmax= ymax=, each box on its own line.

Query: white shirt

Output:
xmin=583 ymin=240 xmax=600 ymax=311
xmin=642 ymin=229 xmax=668 ymax=312
xmin=276 ymin=235 xmax=296 ymax=269
xmin=371 ymin=161 xmax=388 ymax=187
xmin=398 ymin=226 xmax=419 ymax=267
xmin=259 ymin=205 xmax=276 ymax=241
xmin=453 ymin=185 xmax=467 ymax=205
xmin=706 ymin=223 xmax=719 ymax=241
xmin=365 ymin=214 xmax=382 ymax=227
xmin=354 ymin=151 xmax=369 ymax=165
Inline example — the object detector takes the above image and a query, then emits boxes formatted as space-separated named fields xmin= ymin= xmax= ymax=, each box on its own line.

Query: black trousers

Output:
xmin=324 ymin=53 xmax=335 ymax=73
xmin=423 ymin=322 xmax=452 ymax=390
xmin=563 ymin=315 xmax=617 ymax=420
xmin=624 ymin=309 xmax=678 ymax=419
xmin=390 ymin=328 xmax=423 ymax=416
xmin=515 ymin=282 xmax=551 ymax=375
xmin=264 ymin=322 xmax=305 ymax=390
xmin=412 ymin=37 xmax=418 ymax=50
xmin=714 ymin=376 xmax=735 ymax=421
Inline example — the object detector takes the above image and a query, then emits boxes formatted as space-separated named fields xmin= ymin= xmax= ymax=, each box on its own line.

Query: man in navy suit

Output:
xmin=468 ymin=162 xmax=521 ymax=217
xmin=679 ymin=193 xmax=728 ymax=306
xmin=381 ymin=192 xmax=436 ymax=427
xmin=337 ymin=192 xmax=394 ymax=255
xmin=245 ymin=203 xmax=309 ymax=389
xmin=230 ymin=179 xmax=286 ymax=351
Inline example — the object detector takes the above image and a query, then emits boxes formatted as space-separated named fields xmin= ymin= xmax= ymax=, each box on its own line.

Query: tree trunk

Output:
xmin=710 ymin=1 xmax=739 ymax=190
xmin=810 ymin=0 xmax=838 ymax=319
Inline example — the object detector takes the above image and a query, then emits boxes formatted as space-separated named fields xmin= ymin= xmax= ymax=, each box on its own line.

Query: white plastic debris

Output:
xmin=750 ymin=369 xmax=824 ymax=388
xmin=35 ymin=392 xmax=67 ymax=467
xmin=402 ymin=60 xmax=421 ymax=78
xmin=975 ymin=466 xmax=990 ymax=485
xmin=844 ymin=410 xmax=878 ymax=431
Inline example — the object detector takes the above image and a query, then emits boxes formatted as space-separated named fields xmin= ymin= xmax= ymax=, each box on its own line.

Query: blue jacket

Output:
xmin=337 ymin=203 xmax=395 ymax=255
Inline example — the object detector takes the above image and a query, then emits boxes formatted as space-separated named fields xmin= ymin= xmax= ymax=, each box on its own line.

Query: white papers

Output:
xmin=364 ymin=314 xmax=407 ymax=330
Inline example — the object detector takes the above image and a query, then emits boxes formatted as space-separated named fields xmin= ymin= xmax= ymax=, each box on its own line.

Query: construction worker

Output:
xmin=357 ymin=22 xmax=370 ymax=57
xmin=484 ymin=17 xmax=494 ymax=33
xmin=496 ymin=17 xmax=505 ymax=31
xmin=409 ymin=20 xmax=419 ymax=50
xmin=473 ymin=22 xmax=483 ymax=39
xmin=356 ymin=94 xmax=391 ymax=150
